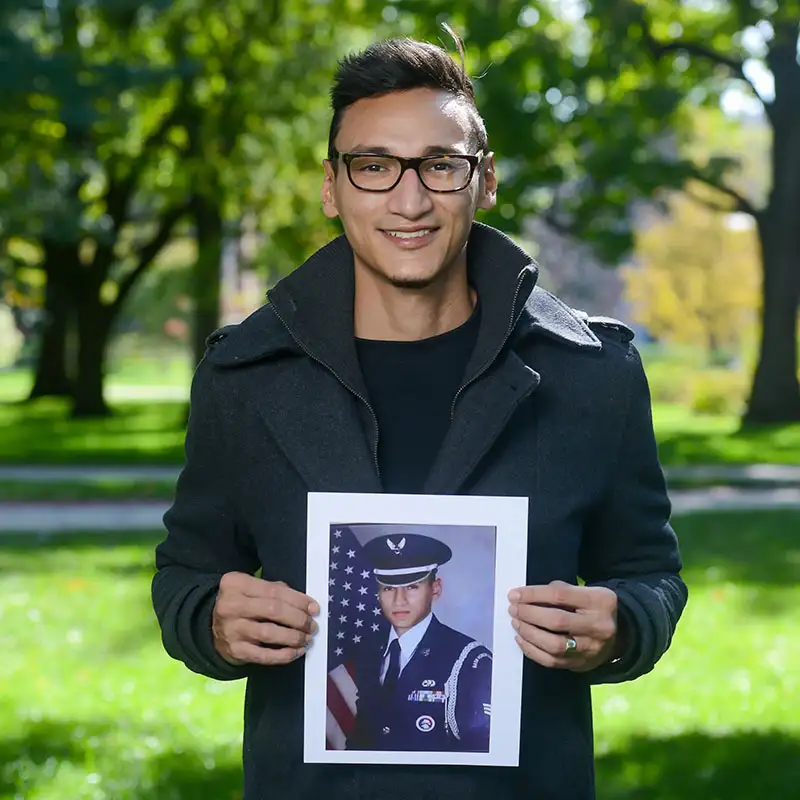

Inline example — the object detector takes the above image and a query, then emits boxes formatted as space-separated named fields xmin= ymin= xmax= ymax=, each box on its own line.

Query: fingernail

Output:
xmin=310 ymin=621 xmax=319 ymax=634
xmin=508 ymin=590 xmax=520 ymax=602
xmin=305 ymin=634 xmax=313 ymax=645
xmin=296 ymin=648 xmax=307 ymax=658
xmin=309 ymin=602 xmax=320 ymax=615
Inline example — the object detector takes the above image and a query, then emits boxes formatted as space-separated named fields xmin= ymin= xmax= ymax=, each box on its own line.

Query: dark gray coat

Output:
xmin=152 ymin=222 xmax=687 ymax=800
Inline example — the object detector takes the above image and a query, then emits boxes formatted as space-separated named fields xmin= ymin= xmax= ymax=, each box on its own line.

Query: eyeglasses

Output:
xmin=332 ymin=150 xmax=484 ymax=193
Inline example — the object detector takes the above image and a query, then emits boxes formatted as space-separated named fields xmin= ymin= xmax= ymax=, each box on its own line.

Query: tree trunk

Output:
xmin=742 ymin=37 xmax=800 ymax=426
xmin=28 ymin=271 xmax=74 ymax=399
xmin=190 ymin=194 xmax=224 ymax=366
xmin=71 ymin=281 xmax=113 ymax=419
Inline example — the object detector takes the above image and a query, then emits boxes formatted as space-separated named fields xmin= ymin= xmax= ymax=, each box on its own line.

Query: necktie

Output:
xmin=382 ymin=639 xmax=401 ymax=694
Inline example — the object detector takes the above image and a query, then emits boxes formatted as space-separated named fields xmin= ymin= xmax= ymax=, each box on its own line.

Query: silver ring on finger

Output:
xmin=564 ymin=637 xmax=578 ymax=655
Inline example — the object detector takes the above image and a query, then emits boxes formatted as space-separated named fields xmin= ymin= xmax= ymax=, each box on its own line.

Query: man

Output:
xmin=347 ymin=532 xmax=492 ymax=752
xmin=152 ymin=32 xmax=687 ymax=800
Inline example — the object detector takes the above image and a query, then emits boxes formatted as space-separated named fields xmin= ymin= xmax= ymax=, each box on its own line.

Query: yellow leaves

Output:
xmin=31 ymin=118 xmax=66 ymax=140
xmin=623 ymin=190 xmax=760 ymax=357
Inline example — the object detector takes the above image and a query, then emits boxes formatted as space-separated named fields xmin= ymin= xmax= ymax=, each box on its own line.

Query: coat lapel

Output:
xmin=226 ymin=359 xmax=382 ymax=494
xmin=423 ymin=350 xmax=541 ymax=495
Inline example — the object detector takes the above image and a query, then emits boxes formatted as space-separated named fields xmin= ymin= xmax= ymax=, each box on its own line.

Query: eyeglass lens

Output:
xmin=348 ymin=155 xmax=473 ymax=191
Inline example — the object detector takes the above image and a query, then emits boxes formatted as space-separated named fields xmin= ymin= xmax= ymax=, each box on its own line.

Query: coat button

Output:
xmin=382 ymin=727 xmax=391 ymax=735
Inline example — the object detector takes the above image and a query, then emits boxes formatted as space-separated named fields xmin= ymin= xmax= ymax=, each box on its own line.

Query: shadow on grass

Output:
xmin=0 ymin=717 xmax=113 ymax=796
xmin=596 ymin=729 xmax=800 ymax=800
xmin=0 ymin=715 xmax=243 ymax=800
xmin=675 ymin=509 xmax=800 ymax=589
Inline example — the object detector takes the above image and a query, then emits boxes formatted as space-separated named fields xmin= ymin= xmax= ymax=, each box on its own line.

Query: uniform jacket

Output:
xmin=151 ymin=222 xmax=687 ymax=800
xmin=348 ymin=614 xmax=492 ymax=753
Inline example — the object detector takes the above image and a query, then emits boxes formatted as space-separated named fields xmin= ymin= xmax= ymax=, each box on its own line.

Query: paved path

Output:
xmin=1 ymin=488 xmax=799 ymax=534
xmin=2 ymin=463 xmax=800 ymax=484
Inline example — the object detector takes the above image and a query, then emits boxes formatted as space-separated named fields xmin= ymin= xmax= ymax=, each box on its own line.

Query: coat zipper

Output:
xmin=450 ymin=272 xmax=528 ymax=421
xmin=269 ymin=301 xmax=381 ymax=479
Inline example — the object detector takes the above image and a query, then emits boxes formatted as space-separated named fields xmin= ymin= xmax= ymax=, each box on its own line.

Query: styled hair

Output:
xmin=327 ymin=30 xmax=488 ymax=161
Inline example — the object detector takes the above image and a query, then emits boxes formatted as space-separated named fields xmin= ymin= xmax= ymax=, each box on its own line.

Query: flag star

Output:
xmin=345 ymin=566 xmax=353 ymax=575
xmin=355 ymin=619 xmax=363 ymax=628
xmin=329 ymin=578 xmax=336 ymax=586
xmin=347 ymin=549 xmax=356 ymax=558
xmin=371 ymin=623 xmax=380 ymax=632
xmin=358 ymin=586 xmax=368 ymax=595
xmin=372 ymin=607 xmax=381 ymax=616
xmin=361 ymin=570 xmax=370 ymax=579
xmin=357 ymin=603 xmax=366 ymax=612
xmin=334 ymin=530 xmax=342 ymax=538
xmin=329 ymin=595 xmax=334 ymax=603
xmin=353 ymin=635 xmax=361 ymax=643
xmin=339 ymin=615 xmax=347 ymax=624
xmin=330 ymin=562 xmax=338 ymax=571
xmin=341 ymin=598 xmax=350 ymax=607
xmin=337 ymin=631 xmax=345 ymax=640
xmin=335 ymin=647 xmax=343 ymax=656
xmin=344 ymin=582 xmax=352 ymax=591
xmin=332 ymin=546 xmax=340 ymax=554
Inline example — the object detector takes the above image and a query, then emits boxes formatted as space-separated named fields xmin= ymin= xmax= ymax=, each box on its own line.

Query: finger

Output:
xmin=511 ymin=604 xmax=595 ymax=636
xmin=239 ymin=619 xmax=313 ymax=649
xmin=237 ymin=596 xmax=318 ymax=633
xmin=514 ymin=634 xmax=574 ymax=669
xmin=240 ymin=578 xmax=320 ymax=614
xmin=228 ymin=640 xmax=307 ymax=667
xmin=509 ymin=581 xmax=608 ymax=611
xmin=512 ymin=619 xmax=577 ymax=659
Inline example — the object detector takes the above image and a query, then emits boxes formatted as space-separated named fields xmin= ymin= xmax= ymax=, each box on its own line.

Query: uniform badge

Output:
xmin=415 ymin=715 xmax=435 ymax=732
xmin=386 ymin=537 xmax=406 ymax=554
xmin=422 ymin=679 xmax=436 ymax=687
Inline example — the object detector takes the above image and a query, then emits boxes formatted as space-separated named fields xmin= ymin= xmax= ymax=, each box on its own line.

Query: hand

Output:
xmin=508 ymin=581 xmax=618 ymax=672
xmin=212 ymin=572 xmax=320 ymax=667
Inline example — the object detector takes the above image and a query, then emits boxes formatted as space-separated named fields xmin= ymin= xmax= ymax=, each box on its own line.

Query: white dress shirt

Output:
xmin=379 ymin=612 xmax=433 ymax=684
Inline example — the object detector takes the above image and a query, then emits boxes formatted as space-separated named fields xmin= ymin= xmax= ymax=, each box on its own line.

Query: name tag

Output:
xmin=407 ymin=689 xmax=446 ymax=703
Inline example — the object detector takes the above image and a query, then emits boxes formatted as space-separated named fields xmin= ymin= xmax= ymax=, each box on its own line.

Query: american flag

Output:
xmin=325 ymin=525 xmax=389 ymax=750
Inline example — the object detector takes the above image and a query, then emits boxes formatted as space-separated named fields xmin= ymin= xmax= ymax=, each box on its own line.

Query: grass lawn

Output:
xmin=1 ymin=510 xmax=798 ymax=799
xmin=2 ymin=395 xmax=800 ymax=467
xmin=0 ymin=479 xmax=176 ymax=503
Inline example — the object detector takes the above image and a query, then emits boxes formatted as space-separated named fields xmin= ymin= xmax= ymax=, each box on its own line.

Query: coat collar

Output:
xmin=206 ymin=222 xmax=600 ymax=370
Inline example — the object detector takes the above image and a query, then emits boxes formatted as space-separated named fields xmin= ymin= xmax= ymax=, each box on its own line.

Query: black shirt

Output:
xmin=355 ymin=302 xmax=481 ymax=493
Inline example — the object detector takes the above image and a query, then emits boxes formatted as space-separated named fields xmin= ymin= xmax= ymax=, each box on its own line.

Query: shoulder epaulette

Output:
xmin=571 ymin=309 xmax=635 ymax=343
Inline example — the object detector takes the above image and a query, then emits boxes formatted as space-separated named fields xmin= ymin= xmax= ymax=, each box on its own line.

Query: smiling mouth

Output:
xmin=381 ymin=228 xmax=438 ymax=240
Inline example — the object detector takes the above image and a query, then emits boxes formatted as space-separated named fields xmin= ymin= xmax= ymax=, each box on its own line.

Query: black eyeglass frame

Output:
xmin=331 ymin=150 xmax=485 ymax=193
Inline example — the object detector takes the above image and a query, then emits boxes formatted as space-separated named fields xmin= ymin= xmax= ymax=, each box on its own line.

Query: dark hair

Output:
xmin=327 ymin=31 xmax=488 ymax=162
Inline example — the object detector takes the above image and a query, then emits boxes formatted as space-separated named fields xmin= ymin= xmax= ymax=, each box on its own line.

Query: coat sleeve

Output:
xmin=578 ymin=340 xmax=688 ymax=684
xmin=151 ymin=354 xmax=260 ymax=681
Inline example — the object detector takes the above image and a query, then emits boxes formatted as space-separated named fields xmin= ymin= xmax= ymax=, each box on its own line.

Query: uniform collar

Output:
xmin=384 ymin=612 xmax=434 ymax=663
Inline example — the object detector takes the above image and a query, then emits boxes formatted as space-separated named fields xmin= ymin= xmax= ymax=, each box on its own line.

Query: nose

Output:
xmin=386 ymin=166 xmax=435 ymax=219
xmin=394 ymin=587 xmax=409 ymax=606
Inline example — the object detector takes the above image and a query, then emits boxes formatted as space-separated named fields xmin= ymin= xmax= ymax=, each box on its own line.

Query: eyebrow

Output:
xmin=347 ymin=144 xmax=467 ymax=156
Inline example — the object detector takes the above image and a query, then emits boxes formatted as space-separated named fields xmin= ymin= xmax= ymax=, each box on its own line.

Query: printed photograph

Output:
xmin=304 ymin=491 xmax=527 ymax=767
xmin=324 ymin=523 xmax=496 ymax=754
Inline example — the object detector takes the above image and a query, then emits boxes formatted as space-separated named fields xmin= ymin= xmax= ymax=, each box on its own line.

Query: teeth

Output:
xmin=386 ymin=229 xmax=433 ymax=239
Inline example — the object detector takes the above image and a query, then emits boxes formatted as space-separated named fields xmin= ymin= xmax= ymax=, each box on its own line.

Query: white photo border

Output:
xmin=304 ymin=492 xmax=529 ymax=767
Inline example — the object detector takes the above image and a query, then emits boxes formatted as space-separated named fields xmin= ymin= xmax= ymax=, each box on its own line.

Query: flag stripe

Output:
xmin=326 ymin=708 xmax=347 ymax=751
xmin=327 ymin=672 xmax=356 ymax=738
xmin=330 ymin=663 xmax=358 ymax=717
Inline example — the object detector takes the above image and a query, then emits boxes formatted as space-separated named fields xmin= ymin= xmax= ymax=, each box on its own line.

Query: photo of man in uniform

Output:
xmin=346 ymin=532 xmax=492 ymax=753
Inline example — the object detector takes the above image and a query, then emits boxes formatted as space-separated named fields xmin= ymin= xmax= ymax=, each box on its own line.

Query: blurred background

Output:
xmin=1 ymin=1 xmax=798 ymax=798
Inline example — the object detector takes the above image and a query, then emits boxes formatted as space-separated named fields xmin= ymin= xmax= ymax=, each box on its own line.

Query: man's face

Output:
xmin=378 ymin=577 xmax=442 ymax=634
xmin=322 ymin=88 xmax=497 ymax=290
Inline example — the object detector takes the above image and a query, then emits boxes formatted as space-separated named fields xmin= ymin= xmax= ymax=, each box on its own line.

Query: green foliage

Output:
xmin=1 ymin=510 xmax=798 ymax=798
xmin=690 ymin=370 xmax=749 ymax=417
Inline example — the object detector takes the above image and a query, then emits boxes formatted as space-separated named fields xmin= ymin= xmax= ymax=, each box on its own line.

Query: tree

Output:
xmin=389 ymin=0 xmax=800 ymax=423
xmin=623 ymin=187 xmax=760 ymax=361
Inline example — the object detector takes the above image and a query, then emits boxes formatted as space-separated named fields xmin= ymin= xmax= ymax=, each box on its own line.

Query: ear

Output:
xmin=431 ymin=577 xmax=443 ymax=599
xmin=322 ymin=159 xmax=340 ymax=220
xmin=476 ymin=152 xmax=497 ymax=212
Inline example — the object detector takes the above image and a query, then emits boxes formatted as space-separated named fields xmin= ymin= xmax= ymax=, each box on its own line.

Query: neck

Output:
xmin=353 ymin=256 xmax=475 ymax=341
